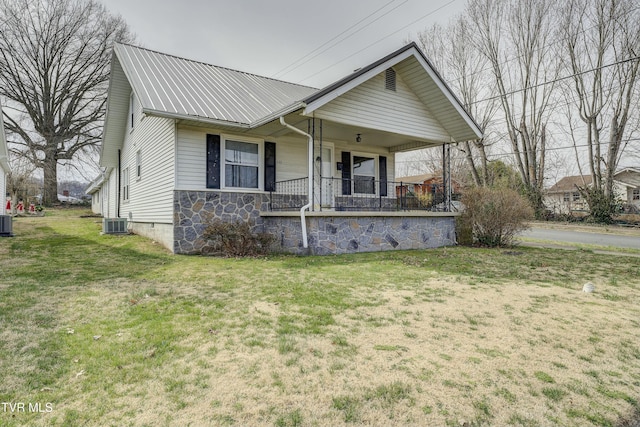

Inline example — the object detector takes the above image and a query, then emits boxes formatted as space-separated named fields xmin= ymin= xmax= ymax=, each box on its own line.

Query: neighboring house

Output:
xmin=94 ymin=42 xmax=482 ymax=254
xmin=394 ymin=173 xmax=462 ymax=210
xmin=0 ymin=101 xmax=10 ymax=216
xmin=546 ymin=169 xmax=640 ymax=214
xmin=86 ymin=172 xmax=111 ymax=216
xmin=545 ymin=175 xmax=592 ymax=214
xmin=613 ymin=168 xmax=640 ymax=211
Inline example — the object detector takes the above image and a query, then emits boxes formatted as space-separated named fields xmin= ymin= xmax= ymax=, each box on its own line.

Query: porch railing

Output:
xmin=268 ymin=177 xmax=458 ymax=212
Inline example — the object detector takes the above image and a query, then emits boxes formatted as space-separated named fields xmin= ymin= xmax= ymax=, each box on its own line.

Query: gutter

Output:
xmin=279 ymin=116 xmax=313 ymax=249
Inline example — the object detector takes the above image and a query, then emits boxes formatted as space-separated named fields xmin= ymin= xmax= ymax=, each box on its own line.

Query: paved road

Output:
xmin=520 ymin=227 xmax=640 ymax=250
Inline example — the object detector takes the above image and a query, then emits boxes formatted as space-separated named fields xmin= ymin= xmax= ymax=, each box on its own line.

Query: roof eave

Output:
xmin=250 ymin=102 xmax=306 ymax=129
xmin=143 ymin=108 xmax=251 ymax=129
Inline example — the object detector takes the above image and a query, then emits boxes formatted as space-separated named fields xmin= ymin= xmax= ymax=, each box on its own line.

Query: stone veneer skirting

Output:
xmin=262 ymin=213 xmax=456 ymax=255
xmin=174 ymin=190 xmax=271 ymax=254
xmin=174 ymin=190 xmax=456 ymax=255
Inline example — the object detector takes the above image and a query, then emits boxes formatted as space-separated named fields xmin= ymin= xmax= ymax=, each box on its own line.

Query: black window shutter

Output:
xmin=264 ymin=141 xmax=276 ymax=192
xmin=341 ymin=151 xmax=351 ymax=195
xmin=206 ymin=134 xmax=220 ymax=189
xmin=379 ymin=156 xmax=388 ymax=197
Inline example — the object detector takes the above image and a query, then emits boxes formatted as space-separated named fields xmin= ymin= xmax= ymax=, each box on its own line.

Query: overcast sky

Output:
xmin=103 ymin=0 xmax=466 ymax=88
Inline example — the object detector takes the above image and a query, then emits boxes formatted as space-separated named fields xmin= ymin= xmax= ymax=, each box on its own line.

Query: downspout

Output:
xmin=279 ymin=116 xmax=313 ymax=249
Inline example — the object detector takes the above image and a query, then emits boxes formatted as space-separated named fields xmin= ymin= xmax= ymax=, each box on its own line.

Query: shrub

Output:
xmin=458 ymin=186 xmax=534 ymax=247
xmin=578 ymin=186 xmax=621 ymax=224
xmin=201 ymin=219 xmax=275 ymax=257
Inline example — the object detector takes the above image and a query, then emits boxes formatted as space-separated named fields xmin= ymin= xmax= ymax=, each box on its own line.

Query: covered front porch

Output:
xmin=254 ymin=109 xmax=461 ymax=254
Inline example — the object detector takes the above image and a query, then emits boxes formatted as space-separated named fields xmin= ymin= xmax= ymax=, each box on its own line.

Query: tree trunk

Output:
xmin=42 ymin=152 xmax=58 ymax=206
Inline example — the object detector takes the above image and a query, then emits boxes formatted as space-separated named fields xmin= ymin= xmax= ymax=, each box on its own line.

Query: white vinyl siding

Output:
xmin=106 ymin=170 xmax=117 ymax=218
xmin=313 ymin=71 xmax=450 ymax=142
xmin=102 ymin=57 xmax=133 ymax=168
xmin=176 ymin=126 xmax=307 ymax=190
xmin=119 ymin=94 xmax=175 ymax=223
xmin=176 ymin=126 xmax=396 ymax=194
xmin=0 ymin=166 xmax=6 ymax=215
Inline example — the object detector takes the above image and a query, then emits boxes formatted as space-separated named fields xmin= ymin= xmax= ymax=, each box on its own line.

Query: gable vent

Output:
xmin=385 ymin=68 xmax=396 ymax=91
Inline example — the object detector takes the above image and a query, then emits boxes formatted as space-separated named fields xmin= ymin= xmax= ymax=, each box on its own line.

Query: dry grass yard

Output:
xmin=0 ymin=209 xmax=639 ymax=426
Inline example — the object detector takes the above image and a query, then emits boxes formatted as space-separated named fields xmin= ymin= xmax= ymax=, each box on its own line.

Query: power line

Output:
xmin=272 ymin=0 xmax=407 ymax=79
xmin=431 ymin=3 xmax=640 ymax=88
xmin=297 ymin=0 xmax=458 ymax=84
xmin=395 ymin=138 xmax=640 ymax=164
xmin=469 ymin=55 xmax=640 ymax=105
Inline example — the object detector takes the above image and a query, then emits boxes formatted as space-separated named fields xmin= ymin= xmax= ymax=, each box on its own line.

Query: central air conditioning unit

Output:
xmin=0 ymin=215 xmax=12 ymax=237
xmin=103 ymin=218 xmax=128 ymax=234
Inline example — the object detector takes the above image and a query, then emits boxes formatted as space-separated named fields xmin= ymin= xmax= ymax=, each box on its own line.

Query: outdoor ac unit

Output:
xmin=0 ymin=215 xmax=12 ymax=237
xmin=103 ymin=218 xmax=128 ymax=234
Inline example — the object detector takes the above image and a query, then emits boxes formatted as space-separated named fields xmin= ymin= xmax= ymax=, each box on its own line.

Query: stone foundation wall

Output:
xmin=173 ymin=190 xmax=270 ymax=254
xmin=174 ymin=190 xmax=455 ymax=255
xmin=262 ymin=215 xmax=456 ymax=255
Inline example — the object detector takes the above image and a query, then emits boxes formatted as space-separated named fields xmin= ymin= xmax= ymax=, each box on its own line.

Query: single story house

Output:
xmin=94 ymin=42 xmax=482 ymax=254
xmin=545 ymin=175 xmax=592 ymax=214
xmin=0 ymin=101 xmax=10 ymax=216
xmin=546 ymin=169 xmax=640 ymax=214
xmin=613 ymin=168 xmax=640 ymax=211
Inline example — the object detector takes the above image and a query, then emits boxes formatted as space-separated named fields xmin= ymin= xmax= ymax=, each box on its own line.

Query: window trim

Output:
xmin=123 ymin=167 xmax=130 ymax=202
xmin=129 ymin=92 xmax=135 ymax=132
xmin=221 ymin=135 xmax=264 ymax=191
xmin=633 ymin=188 xmax=640 ymax=201
xmin=136 ymin=150 xmax=142 ymax=181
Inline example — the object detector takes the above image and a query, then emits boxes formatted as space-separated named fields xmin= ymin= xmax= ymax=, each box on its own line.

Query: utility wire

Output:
xmin=469 ymin=55 xmax=640 ymax=105
xmin=272 ymin=0 xmax=407 ymax=79
xmin=297 ymin=0 xmax=458 ymax=84
xmin=395 ymin=138 xmax=640 ymax=164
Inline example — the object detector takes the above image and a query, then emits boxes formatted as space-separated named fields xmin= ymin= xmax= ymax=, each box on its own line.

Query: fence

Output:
xmin=268 ymin=177 xmax=457 ymax=212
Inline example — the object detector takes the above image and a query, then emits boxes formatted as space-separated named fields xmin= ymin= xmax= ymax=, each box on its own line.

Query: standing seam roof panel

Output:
xmin=154 ymin=53 xmax=200 ymax=116
xmin=137 ymin=49 xmax=184 ymax=114
xmin=127 ymin=48 xmax=170 ymax=112
xmin=114 ymin=44 xmax=319 ymax=125
xmin=169 ymin=56 xmax=220 ymax=119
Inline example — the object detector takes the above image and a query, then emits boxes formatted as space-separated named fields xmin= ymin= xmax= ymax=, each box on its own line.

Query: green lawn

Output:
xmin=0 ymin=209 xmax=639 ymax=426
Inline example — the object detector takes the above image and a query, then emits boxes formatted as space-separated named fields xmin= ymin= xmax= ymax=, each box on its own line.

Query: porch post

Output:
xmin=319 ymin=119 xmax=323 ymax=211
xmin=310 ymin=118 xmax=315 ymax=212
xmin=442 ymin=143 xmax=451 ymax=212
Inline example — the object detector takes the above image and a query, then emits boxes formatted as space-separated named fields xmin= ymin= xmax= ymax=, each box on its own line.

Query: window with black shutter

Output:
xmin=379 ymin=156 xmax=387 ymax=197
xmin=206 ymin=134 xmax=221 ymax=189
xmin=264 ymin=141 xmax=276 ymax=192
xmin=341 ymin=151 xmax=351 ymax=195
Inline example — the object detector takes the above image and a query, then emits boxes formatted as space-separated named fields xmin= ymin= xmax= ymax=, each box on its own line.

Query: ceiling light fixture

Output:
xmin=356 ymin=133 xmax=362 ymax=143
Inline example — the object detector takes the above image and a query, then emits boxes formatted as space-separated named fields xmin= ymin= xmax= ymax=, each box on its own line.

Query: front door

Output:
xmin=320 ymin=146 xmax=334 ymax=208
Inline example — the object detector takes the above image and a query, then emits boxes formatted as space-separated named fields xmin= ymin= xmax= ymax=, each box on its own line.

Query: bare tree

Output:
xmin=561 ymin=0 xmax=640 ymax=221
xmin=468 ymin=0 xmax=561 ymax=216
xmin=0 ymin=0 xmax=133 ymax=205
xmin=416 ymin=16 xmax=498 ymax=187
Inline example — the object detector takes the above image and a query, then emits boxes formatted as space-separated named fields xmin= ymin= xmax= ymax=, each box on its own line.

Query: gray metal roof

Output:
xmin=115 ymin=43 xmax=318 ymax=126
